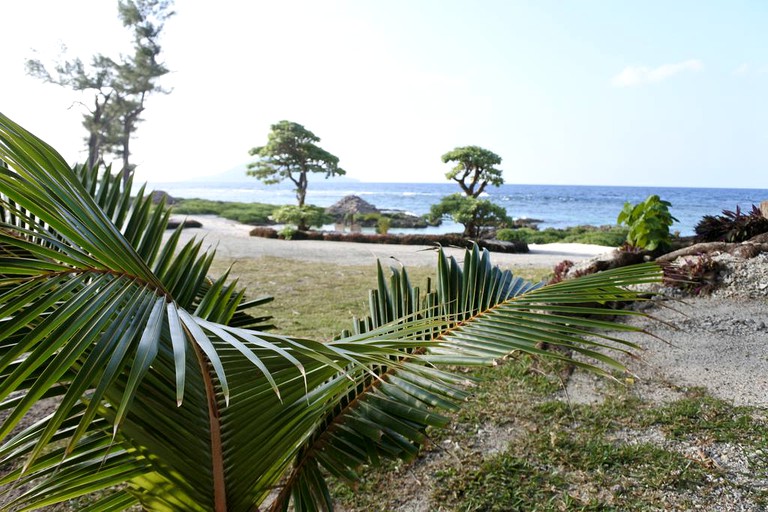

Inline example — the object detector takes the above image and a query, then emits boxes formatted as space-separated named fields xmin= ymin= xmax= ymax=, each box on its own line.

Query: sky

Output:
xmin=2 ymin=0 xmax=767 ymax=187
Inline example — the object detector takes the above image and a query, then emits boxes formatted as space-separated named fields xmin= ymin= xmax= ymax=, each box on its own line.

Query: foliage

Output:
xmin=663 ymin=254 xmax=720 ymax=295
xmin=0 ymin=113 xmax=661 ymax=511
xmin=339 ymin=365 xmax=767 ymax=511
xmin=375 ymin=216 xmax=390 ymax=234
xmin=617 ymin=195 xmax=678 ymax=251
xmin=441 ymin=145 xmax=504 ymax=197
xmin=26 ymin=0 xmax=173 ymax=178
xmin=694 ymin=204 xmax=768 ymax=242
xmin=428 ymin=193 xmax=511 ymax=238
xmin=278 ymin=225 xmax=297 ymax=240
xmin=272 ymin=204 xmax=332 ymax=229
xmin=496 ymin=225 xmax=628 ymax=246
xmin=173 ymin=198 xmax=276 ymax=224
xmin=247 ymin=121 xmax=345 ymax=224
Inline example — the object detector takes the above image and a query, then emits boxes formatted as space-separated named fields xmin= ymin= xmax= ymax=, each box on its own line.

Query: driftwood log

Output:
xmin=656 ymin=240 xmax=768 ymax=262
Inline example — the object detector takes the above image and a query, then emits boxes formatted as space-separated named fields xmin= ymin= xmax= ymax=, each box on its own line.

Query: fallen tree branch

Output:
xmin=656 ymin=241 xmax=768 ymax=262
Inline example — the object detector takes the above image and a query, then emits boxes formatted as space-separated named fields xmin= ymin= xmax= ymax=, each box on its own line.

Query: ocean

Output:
xmin=147 ymin=180 xmax=768 ymax=237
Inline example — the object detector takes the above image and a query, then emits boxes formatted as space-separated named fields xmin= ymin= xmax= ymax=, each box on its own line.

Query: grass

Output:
xmin=209 ymin=256 xmax=550 ymax=340
xmin=47 ymin=254 xmax=766 ymax=510
xmin=172 ymin=198 xmax=278 ymax=225
xmin=207 ymin=254 xmax=767 ymax=511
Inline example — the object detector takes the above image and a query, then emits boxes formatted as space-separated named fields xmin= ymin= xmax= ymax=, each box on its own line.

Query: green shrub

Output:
xmin=376 ymin=216 xmax=391 ymax=234
xmin=617 ymin=195 xmax=678 ymax=251
xmin=278 ymin=225 xmax=297 ymax=240
xmin=428 ymin=193 xmax=510 ymax=238
xmin=272 ymin=205 xmax=332 ymax=229
xmin=497 ymin=226 xmax=626 ymax=246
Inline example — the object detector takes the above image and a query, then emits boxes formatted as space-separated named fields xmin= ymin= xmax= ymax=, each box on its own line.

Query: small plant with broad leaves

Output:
xmin=617 ymin=194 xmax=678 ymax=251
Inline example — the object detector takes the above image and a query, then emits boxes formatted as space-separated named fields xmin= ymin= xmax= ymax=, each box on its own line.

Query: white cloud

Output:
xmin=611 ymin=59 xmax=703 ymax=87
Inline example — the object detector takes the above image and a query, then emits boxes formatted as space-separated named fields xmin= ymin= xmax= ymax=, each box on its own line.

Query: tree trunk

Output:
xmin=120 ymin=126 xmax=131 ymax=187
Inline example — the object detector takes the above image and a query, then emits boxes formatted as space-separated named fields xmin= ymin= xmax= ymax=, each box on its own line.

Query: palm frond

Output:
xmin=270 ymin=247 xmax=662 ymax=510
xmin=0 ymin=112 xmax=663 ymax=512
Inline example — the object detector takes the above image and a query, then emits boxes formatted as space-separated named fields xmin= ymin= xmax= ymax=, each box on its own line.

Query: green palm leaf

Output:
xmin=0 ymin=112 xmax=662 ymax=512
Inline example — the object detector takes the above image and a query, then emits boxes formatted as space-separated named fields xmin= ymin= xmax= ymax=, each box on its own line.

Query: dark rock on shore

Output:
xmin=167 ymin=217 xmax=203 ymax=230
xmin=151 ymin=190 xmax=176 ymax=205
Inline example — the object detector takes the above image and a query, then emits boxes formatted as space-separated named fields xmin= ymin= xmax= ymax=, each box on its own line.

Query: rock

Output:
xmin=325 ymin=195 xmax=379 ymax=218
xmin=166 ymin=217 xmax=202 ymax=230
xmin=151 ymin=190 xmax=176 ymax=205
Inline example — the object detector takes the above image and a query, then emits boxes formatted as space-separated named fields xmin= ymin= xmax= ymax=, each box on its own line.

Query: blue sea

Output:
xmin=147 ymin=180 xmax=768 ymax=237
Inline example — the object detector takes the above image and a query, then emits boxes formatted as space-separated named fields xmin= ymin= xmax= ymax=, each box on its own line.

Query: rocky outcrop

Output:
xmin=326 ymin=195 xmax=379 ymax=217
xmin=151 ymin=190 xmax=176 ymax=205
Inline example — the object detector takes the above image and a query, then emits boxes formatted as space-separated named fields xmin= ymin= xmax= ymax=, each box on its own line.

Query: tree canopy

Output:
xmin=25 ymin=0 xmax=173 ymax=182
xmin=442 ymin=145 xmax=504 ymax=197
xmin=247 ymin=121 xmax=345 ymax=228
xmin=428 ymin=193 xmax=511 ymax=238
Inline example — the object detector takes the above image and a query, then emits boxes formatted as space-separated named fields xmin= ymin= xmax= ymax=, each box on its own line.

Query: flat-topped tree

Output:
xmin=430 ymin=145 xmax=509 ymax=238
xmin=442 ymin=145 xmax=504 ymax=198
xmin=248 ymin=121 xmax=345 ymax=229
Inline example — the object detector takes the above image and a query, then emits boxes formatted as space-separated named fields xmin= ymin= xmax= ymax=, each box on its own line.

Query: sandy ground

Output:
xmin=170 ymin=215 xmax=767 ymax=409
xmin=168 ymin=215 xmax=615 ymax=269
xmin=563 ymin=298 xmax=768 ymax=408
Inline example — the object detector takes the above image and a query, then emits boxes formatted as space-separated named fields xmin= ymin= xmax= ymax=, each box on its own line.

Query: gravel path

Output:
xmin=168 ymin=215 xmax=614 ymax=269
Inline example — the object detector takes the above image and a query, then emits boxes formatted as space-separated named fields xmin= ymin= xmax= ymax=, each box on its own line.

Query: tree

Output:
xmin=107 ymin=0 xmax=174 ymax=184
xmin=428 ymin=193 xmax=511 ymax=238
xmin=431 ymin=146 xmax=508 ymax=238
xmin=25 ymin=0 xmax=173 ymax=181
xmin=442 ymin=145 xmax=504 ymax=198
xmin=0 ymin=114 xmax=661 ymax=511
xmin=247 ymin=121 xmax=345 ymax=229
xmin=26 ymin=55 xmax=118 ymax=170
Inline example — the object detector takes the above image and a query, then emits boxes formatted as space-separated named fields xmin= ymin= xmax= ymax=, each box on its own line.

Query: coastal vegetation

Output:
xmin=497 ymin=224 xmax=629 ymax=246
xmin=429 ymin=146 xmax=511 ymax=238
xmin=0 ymin=113 xmax=663 ymax=511
xmin=247 ymin=121 xmax=345 ymax=229
xmin=695 ymin=204 xmax=768 ymax=242
xmin=26 ymin=0 xmax=173 ymax=180
xmin=172 ymin=198 xmax=276 ymax=224
xmin=617 ymin=194 xmax=679 ymax=251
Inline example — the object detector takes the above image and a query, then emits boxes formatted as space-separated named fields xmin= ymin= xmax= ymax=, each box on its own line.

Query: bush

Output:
xmin=278 ymin=225 xmax=297 ymax=240
xmin=617 ymin=195 xmax=678 ymax=251
xmin=694 ymin=205 xmax=768 ymax=243
xmin=428 ymin=194 xmax=510 ymax=238
xmin=272 ymin=205 xmax=332 ymax=230
xmin=376 ymin=216 xmax=391 ymax=234
xmin=497 ymin=226 xmax=627 ymax=246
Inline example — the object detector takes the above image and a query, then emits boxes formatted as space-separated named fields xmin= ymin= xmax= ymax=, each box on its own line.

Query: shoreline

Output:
xmin=166 ymin=215 xmax=615 ymax=268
